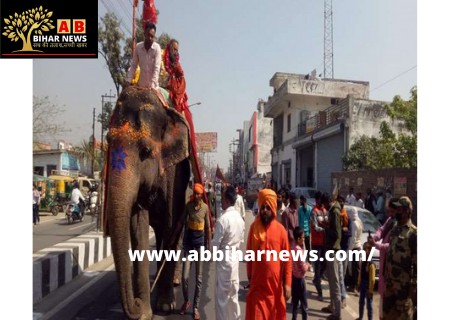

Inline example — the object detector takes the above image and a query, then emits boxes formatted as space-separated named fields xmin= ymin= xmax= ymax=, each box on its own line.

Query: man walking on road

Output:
xmin=299 ymin=195 xmax=312 ymax=267
xmin=246 ymin=189 xmax=292 ymax=319
xmin=234 ymin=186 xmax=246 ymax=221
xmin=33 ymin=184 xmax=41 ymax=225
xmin=212 ymin=186 xmax=245 ymax=320
xmin=321 ymin=193 xmax=342 ymax=320
xmin=311 ymin=191 xmax=327 ymax=301
xmin=282 ymin=192 xmax=299 ymax=249
xmin=383 ymin=197 xmax=417 ymax=320
xmin=276 ymin=189 xmax=287 ymax=223
xmin=179 ymin=183 xmax=211 ymax=319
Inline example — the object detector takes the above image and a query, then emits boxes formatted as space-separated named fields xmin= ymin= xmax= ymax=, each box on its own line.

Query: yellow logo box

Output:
xmin=57 ymin=19 xmax=86 ymax=34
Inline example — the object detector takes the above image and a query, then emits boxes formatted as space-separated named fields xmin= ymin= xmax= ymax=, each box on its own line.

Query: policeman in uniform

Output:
xmin=383 ymin=196 xmax=417 ymax=320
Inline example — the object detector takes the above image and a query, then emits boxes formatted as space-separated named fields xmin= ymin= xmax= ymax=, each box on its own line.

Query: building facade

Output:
xmin=264 ymin=72 xmax=405 ymax=193
xmin=242 ymin=100 xmax=274 ymax=183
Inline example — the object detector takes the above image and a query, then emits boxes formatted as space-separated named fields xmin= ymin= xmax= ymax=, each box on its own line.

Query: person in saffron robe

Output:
xmin=246 ymin=189 xmax=293 ymax=320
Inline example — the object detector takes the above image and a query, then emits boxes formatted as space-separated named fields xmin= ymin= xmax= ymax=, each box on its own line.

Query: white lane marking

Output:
xmin=37 ymin=264 xmax=115 ymax=320
xmin=68 ymin=222 xmax=95 ymax=231
xmin=344 ymin=304 xmax=359 ymax=318
xmin=36 ymin=218 xmax=65 ymax=225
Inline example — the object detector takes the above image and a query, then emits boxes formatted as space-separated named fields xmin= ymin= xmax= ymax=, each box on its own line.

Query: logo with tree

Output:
xmin=2 ymin=6 xmax=54 ymax=53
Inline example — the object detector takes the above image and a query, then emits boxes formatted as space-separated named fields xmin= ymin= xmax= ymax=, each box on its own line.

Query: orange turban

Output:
xmin=194 ymin=183 xmax=204 ymax=194
xmin=251 ymin=189 xmax=277 ymax=251
xmin=258 ymin=189 xmax=277 ymax=218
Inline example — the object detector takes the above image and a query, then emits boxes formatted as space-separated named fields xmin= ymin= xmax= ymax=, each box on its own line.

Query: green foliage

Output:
xmin=98 ymin=13 xmax=126 ymax=96
xmin=98 ymin=13 xmax=172 ymax=96
xmin=75 ymin=140 xmax=102 ymax=172
xmin=387 ymin=86 xmax=417 ymax=134
xmin=344 ymin=87 xmax=417 ymax=170
xmin=97 ymin=101 xmax=113 ymax=129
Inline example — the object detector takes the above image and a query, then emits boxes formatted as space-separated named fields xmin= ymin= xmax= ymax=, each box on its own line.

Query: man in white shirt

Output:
xmin=345 ymin=187 xmax=356 ymax=206
xmin=33 ymin=185 xmax=41 ymax=225
xmin=212 ymin=186 xmax=245 ymax=320
xmin=124 ymin=21 xmax=161 ymax=89
xmin=71 ymin=182 xmax=85 ymax=205
xmin=234 ymin=186 xmax=246 ymax=221
xmin=346 ymin=206 xmax=363 ymax=292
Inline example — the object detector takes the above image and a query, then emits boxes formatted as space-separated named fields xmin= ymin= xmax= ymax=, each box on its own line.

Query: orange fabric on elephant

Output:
xmin=167 ymin=61 xmax=186 ymax=114
xmin=246 ymin=189 xmax=292 ymax=320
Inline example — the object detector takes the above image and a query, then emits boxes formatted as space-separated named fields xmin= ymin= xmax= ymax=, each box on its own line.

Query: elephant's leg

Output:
xmin=130 ymin=208 xmax=152 ymax=319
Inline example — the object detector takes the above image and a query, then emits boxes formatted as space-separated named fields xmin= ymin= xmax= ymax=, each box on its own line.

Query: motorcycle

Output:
xmin=66 ymin=200 xmax=85 ymax=224
xmin=49 ymin=195 xmax=67 ymax=216
xmin=84 ymin=190 xmax=98 ymax=216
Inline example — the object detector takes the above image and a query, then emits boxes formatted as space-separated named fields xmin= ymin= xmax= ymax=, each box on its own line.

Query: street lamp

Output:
xmin=188 ymin=102 xmax=202 ymax=107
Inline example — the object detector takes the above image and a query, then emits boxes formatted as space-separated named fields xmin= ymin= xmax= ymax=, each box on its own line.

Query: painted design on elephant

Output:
xmin=111 ymin=146 xmax=128 ymax=173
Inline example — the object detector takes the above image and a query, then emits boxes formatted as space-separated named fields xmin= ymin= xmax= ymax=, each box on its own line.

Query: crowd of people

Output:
xmin=177 ymin=181 xmax=416 ymax=320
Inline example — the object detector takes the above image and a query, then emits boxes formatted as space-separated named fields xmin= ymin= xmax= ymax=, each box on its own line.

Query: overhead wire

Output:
xmin=100 ymin=0 xmax=132 ymax=37
xmin=370 ymin=65 xmax=417 ymax=93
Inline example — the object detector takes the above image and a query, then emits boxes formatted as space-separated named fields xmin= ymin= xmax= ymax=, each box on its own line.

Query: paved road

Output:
xmin=33 ymin=211 xmax=99 ymax=252
xmin=34 ymin=207 xmax=380 ymax=320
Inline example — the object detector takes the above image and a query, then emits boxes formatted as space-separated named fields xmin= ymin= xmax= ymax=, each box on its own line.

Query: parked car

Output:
xmin=345 ymin=205 xmax=382 ymax=281
xmin=290 ymin=187 xmax=318 ymax=206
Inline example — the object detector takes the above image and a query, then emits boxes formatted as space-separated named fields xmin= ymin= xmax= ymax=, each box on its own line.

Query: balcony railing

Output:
xmin=298 ymin=98 xmax=349 ymax=136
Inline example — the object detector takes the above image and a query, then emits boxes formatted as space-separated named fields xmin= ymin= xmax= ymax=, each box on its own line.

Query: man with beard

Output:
xmin=161 ymin=39 xmax=214 ymax=231
xmin=246 ymin=189 xmax=292 ymax=320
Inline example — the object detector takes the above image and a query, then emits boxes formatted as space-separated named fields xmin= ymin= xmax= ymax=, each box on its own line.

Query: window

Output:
xmin=287 ymin=114 xmax=291 ymax=133
xmin=249 ymin=126 xmax=252 ymax=142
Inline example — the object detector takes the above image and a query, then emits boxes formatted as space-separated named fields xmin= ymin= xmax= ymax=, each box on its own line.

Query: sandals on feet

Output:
xmin=193 ymin=308 xmax=200 ymax=320
xmin=179 ymin=301 xmax=190 ymax=315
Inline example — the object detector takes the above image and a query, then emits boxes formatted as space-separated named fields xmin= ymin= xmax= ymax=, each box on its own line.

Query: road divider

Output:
xmin=33 ymin=232 xmax=112 ymax=304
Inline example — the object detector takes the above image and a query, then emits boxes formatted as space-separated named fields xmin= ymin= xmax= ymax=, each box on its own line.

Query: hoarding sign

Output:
xmin=196 ymin=132 xmax=217 ymax=153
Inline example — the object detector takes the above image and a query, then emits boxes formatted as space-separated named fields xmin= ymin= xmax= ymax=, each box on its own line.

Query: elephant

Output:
xmin=105 ymin=86 xmax=190 ymax=320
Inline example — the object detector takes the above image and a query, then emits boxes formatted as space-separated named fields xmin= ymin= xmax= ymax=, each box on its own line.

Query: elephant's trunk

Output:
xmin=110 ymin=215 xmax=142 ymax=319
xmin=107 ymin=169 xmax=142 ymax=319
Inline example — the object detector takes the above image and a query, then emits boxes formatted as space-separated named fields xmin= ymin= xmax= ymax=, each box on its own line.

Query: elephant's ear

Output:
xmin=160 ymin=108 xmax=190 ymax=172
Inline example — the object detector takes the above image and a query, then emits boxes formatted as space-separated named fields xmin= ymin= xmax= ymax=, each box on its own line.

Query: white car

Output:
xmin=290 ymin=187 xmax=318 ymax=206
xmin=345 ymin=205 xmax=382 ymax=281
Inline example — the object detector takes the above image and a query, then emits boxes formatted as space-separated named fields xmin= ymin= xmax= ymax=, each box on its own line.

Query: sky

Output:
xmin=33 ymin=0 xmax=417 ymax=171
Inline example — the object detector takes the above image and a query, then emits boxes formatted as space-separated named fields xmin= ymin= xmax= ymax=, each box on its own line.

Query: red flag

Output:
xmin=215 ymin=165 xmax=228 ymax=183
xmin=142 ymin=0 xmax=158 ymax=29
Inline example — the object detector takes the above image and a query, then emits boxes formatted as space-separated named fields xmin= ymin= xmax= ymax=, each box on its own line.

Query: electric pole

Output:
xmin=98 ymin=92 xmax=116 ymax=232
xmin=92 ymin=107 xmax=96 ymax=177
xmin=324 ymin=0 xmax=334 ymax=79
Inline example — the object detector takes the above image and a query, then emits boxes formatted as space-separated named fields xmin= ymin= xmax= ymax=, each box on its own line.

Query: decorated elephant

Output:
xmin=105 ymin=86 xmax=190 ymax=319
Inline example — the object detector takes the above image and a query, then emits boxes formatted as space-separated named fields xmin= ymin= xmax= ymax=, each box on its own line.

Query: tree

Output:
xmin=97 ymin=101 xmax=114 ymax=129
xmin=98 ymin=13 xmax=126 ymax=96
xmin=343 ymin=86 xmax=417 ymax=170
xmin=98 ymin=13 xmax=172 ymax=95
xmin=33 ymin=96 xmax=68 ymax=145
xmin=75 ymin=140 xmax=102 ymax=172
xmin=2 ymin=6 xmax=54 ymax=52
